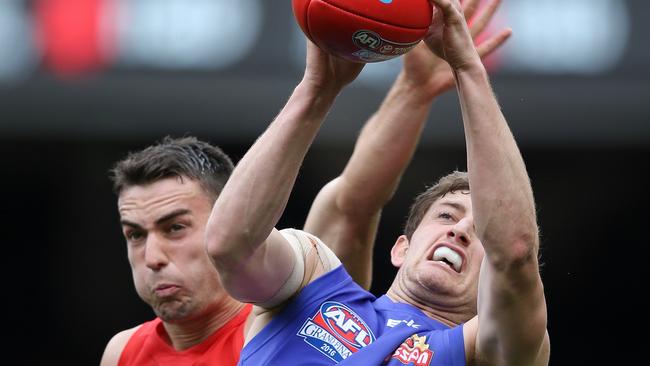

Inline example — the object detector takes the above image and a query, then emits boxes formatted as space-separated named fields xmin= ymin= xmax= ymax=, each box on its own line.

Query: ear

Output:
xmin=390 ymin=235 xmax=410 ymax=268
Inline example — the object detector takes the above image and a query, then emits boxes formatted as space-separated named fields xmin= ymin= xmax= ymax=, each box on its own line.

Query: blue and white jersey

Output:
xmin=238 ymin=265 xmax=465 ymax=366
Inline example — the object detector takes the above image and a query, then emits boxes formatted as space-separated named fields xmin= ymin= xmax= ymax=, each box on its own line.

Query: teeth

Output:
xmin=432 ymin=246 xmax=462 ymax=273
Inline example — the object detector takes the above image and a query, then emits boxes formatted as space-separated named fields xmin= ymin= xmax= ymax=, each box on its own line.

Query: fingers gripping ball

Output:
xmin=293 ymin=0 xmax=433 ymax=63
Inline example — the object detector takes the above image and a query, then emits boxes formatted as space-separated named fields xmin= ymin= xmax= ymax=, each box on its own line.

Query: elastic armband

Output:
xmin=254 ymin=229 xmax=340 ymax=309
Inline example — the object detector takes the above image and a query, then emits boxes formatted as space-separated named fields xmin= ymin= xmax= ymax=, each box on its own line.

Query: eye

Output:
xmin=167 ymin=223 xmax=188 ymax=235
xmin=438 ymin=212 xmax=454 ymax=220
xmin=125 ymin=230 xmax=145 ymax=242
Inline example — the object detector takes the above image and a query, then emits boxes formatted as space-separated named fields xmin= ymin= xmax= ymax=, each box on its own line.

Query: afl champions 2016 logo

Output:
xmin=297 ymin=301 xmax=376 ymax=362
xmin=351 ymin=30 xmax=419 ymax=62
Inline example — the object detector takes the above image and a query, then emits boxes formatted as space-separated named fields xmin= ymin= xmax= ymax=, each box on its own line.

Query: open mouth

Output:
xmin=431 ymin=246 xmax=462 ymax=273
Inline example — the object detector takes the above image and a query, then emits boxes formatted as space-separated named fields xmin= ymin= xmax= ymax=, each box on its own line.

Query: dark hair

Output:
xmin=403 ymin=171 xmax=470 ymax=239
xmin=110 ymin=136 xmax=234 ymax=200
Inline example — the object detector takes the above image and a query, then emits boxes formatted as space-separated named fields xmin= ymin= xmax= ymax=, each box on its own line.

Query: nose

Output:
xmin=447 ymin=217 xmax=473 ymax=246
xmin=144 ymin=234 xmax=169 ymax=271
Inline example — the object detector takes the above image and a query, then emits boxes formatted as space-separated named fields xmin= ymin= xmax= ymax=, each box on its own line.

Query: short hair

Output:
xmin=403 ymin=171 xmax=470 ymax=239
xmin=110 ymin=136 xmax=234 ymax=200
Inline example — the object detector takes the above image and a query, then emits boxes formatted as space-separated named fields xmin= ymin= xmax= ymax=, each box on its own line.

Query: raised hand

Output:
xmin=302 ymin=40 xmax=365 ymax=95
xmin=401 ymin=0 xmax=510 ymax=99
xmin=424 ymin=0 xmax=492 ymax=71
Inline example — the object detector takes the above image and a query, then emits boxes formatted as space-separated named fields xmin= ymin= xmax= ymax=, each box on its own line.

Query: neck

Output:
xmin=161 ymin=297 xmax=245 ymax=350
xmin=386 ymin=280 xmax=474 ymax=327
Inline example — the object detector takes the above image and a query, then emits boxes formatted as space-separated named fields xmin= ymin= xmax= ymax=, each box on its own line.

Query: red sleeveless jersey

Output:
xmin=119 ymin=304 xmax=252 ymax=366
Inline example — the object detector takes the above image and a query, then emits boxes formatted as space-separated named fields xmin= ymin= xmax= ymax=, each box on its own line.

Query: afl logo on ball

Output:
xmin=352 ymin=30 xmax=419 ymax=62
xmin=353 ymin=30 xmax=383 ymax=51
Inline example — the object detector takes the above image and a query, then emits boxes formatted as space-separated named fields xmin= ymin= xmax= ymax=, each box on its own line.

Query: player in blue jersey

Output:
xmin=101 ymin=0 xmax=508 ymax=363
xmin=206 ymin=0 xmax=549 ymax=365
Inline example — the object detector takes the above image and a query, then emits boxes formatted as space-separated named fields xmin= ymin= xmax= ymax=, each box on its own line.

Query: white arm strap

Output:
xmin=254 ymin=229 xmax=341 ymax=309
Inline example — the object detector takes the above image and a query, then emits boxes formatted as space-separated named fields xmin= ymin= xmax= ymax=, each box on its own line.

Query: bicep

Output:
xmin=217 ymin=228 xmax=298 ymax=305
xmin=218 ymin=227 xmax=343 ymax=310
xmin=255 ymin=229 xmax=343 ymax=309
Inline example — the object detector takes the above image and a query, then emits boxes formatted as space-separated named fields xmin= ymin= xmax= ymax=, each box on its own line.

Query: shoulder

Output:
xmin=278 ymin=229 xmax=341 ymax=274
xmin=99 ymin=325 xmax=142 ymax=366
xmin=277 ymin=228 xmax=342 ymax=298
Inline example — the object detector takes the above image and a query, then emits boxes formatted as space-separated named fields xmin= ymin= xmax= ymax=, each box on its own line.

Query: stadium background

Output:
xmin=0 ymin=0 xmax=647 ymax=363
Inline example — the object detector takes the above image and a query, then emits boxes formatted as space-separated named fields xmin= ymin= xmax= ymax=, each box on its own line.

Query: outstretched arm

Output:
xmin=205 ymin=41 xmax=364 ymax=306
xmin=305 ymin=0 xmax=511 ymax=290
xmin=424 ymin=0 xmax=549 ymax=365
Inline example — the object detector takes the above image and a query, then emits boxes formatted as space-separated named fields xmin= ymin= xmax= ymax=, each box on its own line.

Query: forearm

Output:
xmin=456 ymin=64 xmax=538 ymax=264
xmin=459 ymin=64 xmax=548 ymax=365
xmin=304 ymin=78 xmax=432 ymax=288
xmin=207 ymin=82 xmax=339 ymax=262
xmin=338 ymin=76 xmax=432 ymax=214
xmin=477 ymin=260 xmax=549 ymax=365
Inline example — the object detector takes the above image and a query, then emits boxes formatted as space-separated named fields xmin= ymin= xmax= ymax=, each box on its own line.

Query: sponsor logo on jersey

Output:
xmin=351 ymin=30 xmax=419 ymax=62
xmin=392 ymin=334 xmax=434 ymax=366
xmin=297 ymin=301 xmax=376 ymax=362
xmin=387 ymin=318 xmax=421 ymax=329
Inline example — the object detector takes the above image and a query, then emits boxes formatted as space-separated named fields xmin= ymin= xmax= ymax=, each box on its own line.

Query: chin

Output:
xmin=415 ymin=270 xmax=462 ymax=297
xmin=155 ymin=301 xmax=195 ymax=322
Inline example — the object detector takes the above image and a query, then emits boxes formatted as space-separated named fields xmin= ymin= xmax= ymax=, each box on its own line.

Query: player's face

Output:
xmin=118 ymin=177 xmax=227 ymax=322
xmin=394 ymin=192 xmax=484 ymax=314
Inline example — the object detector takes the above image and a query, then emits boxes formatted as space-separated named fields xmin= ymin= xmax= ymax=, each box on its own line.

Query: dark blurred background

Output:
xmin=1 ymin=0 xmax=648 ymax=364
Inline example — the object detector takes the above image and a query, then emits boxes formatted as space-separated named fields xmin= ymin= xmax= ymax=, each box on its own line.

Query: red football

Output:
xmin=293 ymin=0 xmax=433 ymax=63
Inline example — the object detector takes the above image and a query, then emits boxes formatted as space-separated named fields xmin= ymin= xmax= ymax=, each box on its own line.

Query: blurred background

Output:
xmin=1 ymin=0 xmax=647 ymax=364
